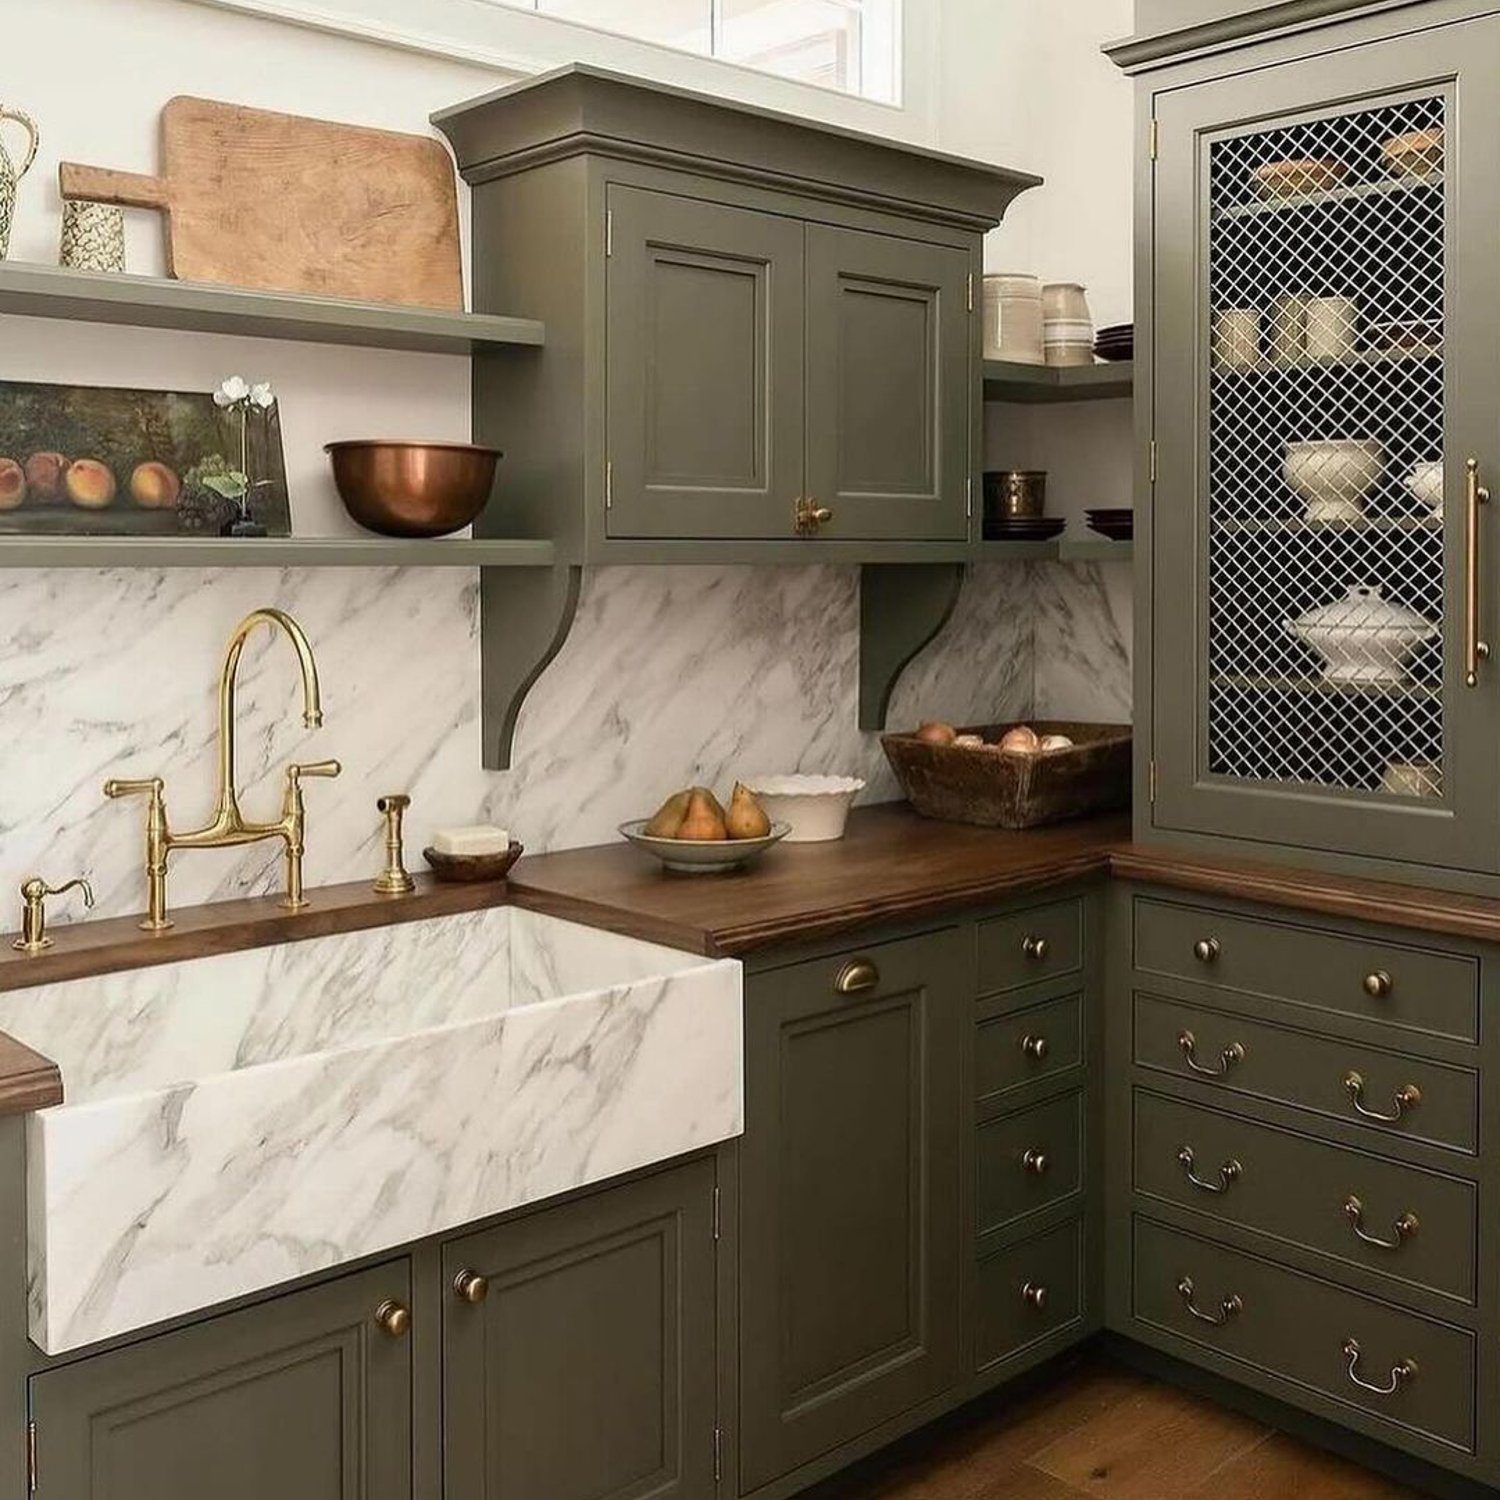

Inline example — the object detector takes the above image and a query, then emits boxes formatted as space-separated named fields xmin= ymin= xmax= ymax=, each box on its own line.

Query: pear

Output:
xmin=644 ymin=789 xmax=692 ymax=839
xmin=693 ymin=786 xmax=728 ymax=824
xmin=678 ymin=787 xmax=729 ymax=841
xmin=726 ymin=783 xmax=772 ymax=841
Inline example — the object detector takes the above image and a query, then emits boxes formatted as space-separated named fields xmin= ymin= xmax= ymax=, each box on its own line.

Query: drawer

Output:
xmin=978 ymin=898 xmax=1083 ymax=996
xmin=1133 ymin=897 xmax=1478 ymax=1044
xmin=976 ymin=994 xmax=1082 ymax=1109
xmin=974 ymin=1218 xmax=1083 ymax=1373
xmin=1134 ymin=993 xmax=1479 ymax=1155
xmin=1134 ymin=1091 xmax=1476 ymax=1304
xmin=977 ymin=1091 xmax=1082 ymax=1235
xmin=1133 ymin=1217 xmax=1475 ymax=1454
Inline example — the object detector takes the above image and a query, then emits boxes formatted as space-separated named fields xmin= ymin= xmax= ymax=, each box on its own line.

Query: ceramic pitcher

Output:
xmin=0 ymin=104 xmax=39 ymax=260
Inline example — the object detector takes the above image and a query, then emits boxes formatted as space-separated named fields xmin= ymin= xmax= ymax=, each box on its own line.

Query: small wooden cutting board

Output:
xmin=60 ymin=96 xmax=464 ymax=310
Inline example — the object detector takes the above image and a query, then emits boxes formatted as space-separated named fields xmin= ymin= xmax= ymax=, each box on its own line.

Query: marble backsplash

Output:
xmin=0 ymin=559 xmax=1130 ymax=924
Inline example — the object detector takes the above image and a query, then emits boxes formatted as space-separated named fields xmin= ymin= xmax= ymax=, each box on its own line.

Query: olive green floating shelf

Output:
xmin=975 ymin=538 xmax=1134 ymax=561
xmin=0 ymin=537 xmax=557 ymax=568
xmin=982 ymin=359 xmax=1133 ymax=404
xmin=0 ymin=261 xmax=546 ymax=354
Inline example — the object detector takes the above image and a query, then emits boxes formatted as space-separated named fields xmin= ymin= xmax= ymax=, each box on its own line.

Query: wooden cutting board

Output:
xmin=60 ymin=96 xmax=463 ymax=310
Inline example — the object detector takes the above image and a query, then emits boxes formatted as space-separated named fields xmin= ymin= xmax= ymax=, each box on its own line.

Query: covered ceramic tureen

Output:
xmin=1285 ymin=585 xmax=1438 ymax=684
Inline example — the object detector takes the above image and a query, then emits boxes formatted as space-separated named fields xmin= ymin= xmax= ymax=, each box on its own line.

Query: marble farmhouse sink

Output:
xmin=0 ymin=907 xmax=742 ymax=1354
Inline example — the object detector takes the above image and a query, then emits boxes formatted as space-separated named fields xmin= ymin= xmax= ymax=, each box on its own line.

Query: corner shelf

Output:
xmin=0 ymin=537 xmax=556 ymax=568
xmin=975 ymin=537 xmax=1134 ymax=562
xmin=982 ymin=359 xmax=1133 ymax=404
xmin=0 ymin=261 xmax=546 ymax=355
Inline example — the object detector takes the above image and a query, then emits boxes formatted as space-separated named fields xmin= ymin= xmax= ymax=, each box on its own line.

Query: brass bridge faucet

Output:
xmin=104 ymin=608 xmax=342 ymax=932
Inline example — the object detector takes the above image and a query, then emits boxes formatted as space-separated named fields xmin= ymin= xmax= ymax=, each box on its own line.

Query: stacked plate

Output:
xmin=1085 ymin=508 xmax=1133 ymax=540
xmin=1094 ymin=323 xmax=1134 ymax=362
xmin=985 ymin=515 xmax=1066 ymax=542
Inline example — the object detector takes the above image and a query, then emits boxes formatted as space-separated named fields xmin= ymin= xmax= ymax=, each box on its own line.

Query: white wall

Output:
xmin=0 ymin=0 xmax=1136 ymax=921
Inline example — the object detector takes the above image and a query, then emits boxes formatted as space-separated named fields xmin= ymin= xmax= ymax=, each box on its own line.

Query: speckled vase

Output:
xmin=0 ymin=104 xmax=40 ymax=261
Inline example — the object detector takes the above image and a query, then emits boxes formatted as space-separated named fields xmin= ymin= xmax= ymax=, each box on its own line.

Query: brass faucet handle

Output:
xmin=104 ymin=776 xmax=165 ymax=801
xmin=374 ymin=792 xmax=416 ymax=897
xmin=286 ymin=759 xmax=342 ymax=785
xmin=13 ymin=875 xmax=95 ymax=955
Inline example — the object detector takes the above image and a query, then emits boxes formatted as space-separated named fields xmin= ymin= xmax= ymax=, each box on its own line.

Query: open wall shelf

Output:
xmin=0 ymin=537 xmax=557 ymax=569
xmin=982 ymin=359 xmax=1134 ymax=403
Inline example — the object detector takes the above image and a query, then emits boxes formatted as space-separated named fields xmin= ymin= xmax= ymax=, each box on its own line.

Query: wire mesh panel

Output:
xmin=1206 ymin=95 xmax=1446 ymax=800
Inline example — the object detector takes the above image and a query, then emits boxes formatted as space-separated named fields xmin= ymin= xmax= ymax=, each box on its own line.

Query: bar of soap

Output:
xmin=431 ymin=825 xmax=511 ymax=856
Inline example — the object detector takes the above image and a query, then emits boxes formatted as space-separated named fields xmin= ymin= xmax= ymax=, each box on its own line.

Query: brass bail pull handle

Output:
xmin=1178 ymin=1030 xmax=1245 ymax=1078
xmin=1343 ymin=1071 xmax=1421 ymax=1124
xmin=1342 ymin=1338 xmax=1417 ymax=1397
xmin=1343 ymin=1195 xmax=1419 ymax=1251
xmin=1177 ymin=1146 xmax=1241 ymax=1194
xmin=1177 ymin=1276 xmax=1243 ymax=1328
xmin=1466 ymin=458 xmax=1490 ymax=687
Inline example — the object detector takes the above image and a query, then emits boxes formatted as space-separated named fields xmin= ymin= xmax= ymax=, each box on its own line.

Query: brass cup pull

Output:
xmin=1342 ymin=1338 xmax=1417 ymax=1396
xmin=1343 ymin=1195 xmax=1419 ymax=1251
xmin=1362 ymin=970 xmax=1393 ymax=999
xmin=834 ymin=959 xmax=880 ymax=996
xmin=1021 ymin=1034 xmax=1049 ymax=1062
xmin=1178 ymin=1030 xmax=1245 ymax=1079
xmin=1343 ymin=1071 xmax=1421 ymax=1124
xmin=1021 ymin=934 xmax=1050 ymax=962
xmin=374 ymin=1299 xmax=411 ymax=1338
xmin=1193 ymin=937 xmax=1221 ymax=964
xmin=1177 ymin=1145 xmax=1241 ymax=1195
xmin=1465 ymin=458 xmax=1490 ymax=687
xmin=1021 ymin=1148 xmax=1049 ymax=1176
xmin=453 ymin=1269 xmax=490 ymax=1305
xmin=1177 ymin=1276 xmax=1242 ymax=1328
xmin=1021 ymin=1281 xmax=1048 ymax=1311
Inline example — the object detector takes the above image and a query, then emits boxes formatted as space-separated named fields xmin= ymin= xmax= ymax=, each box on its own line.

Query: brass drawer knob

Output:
xmin=1021 ymin=935 xmax=1050 ymax=961
xmin=1177 ymin=1276 xmax=1242 ymax=1328
xmin=1021 ymin=1148 xmax=1049 ymax=1176
xmin=834 ymin=959 xmax=880 ymax=995
xmin=1343 ymin=1196 xmax=1419 ymax=1251
xmin=453 ymin=1269 xmax=490 ymax=1305
xmin=1193 ymin=937 xmax=1221 ymax=964
xmin=1021 ymin=1034 xmax=1049 ymax=1062
xmin=1342 ymin=1337 xmax=1417 ymax=1396
xmin=1178 ymin=1030 xmax=1245 ymax=1078
xmin=1343 ymin=1071 xmax=1421 ymax=1124
xmin=1021 ymin=1281 xmax=1048 ymax=1311
xmin=374 ymin=1299 xmax=411 ymax=1338
xmin=1177 ymin=1145 xmax=1241 ymax=1195
xmin=793 ymin=498 xmax=833 ymax=535
xmin=1363 ymin=970 xmax=1393 ymax=999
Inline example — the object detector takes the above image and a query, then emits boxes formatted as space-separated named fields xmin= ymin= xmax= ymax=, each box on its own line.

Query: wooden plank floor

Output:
xmin=806 ymin=1357 xmax=1420 ymax=1500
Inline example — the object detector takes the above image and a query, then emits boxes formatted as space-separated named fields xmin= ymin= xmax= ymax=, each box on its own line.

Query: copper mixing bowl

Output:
xmin=325 ymin=440 xmax=502 ymax=538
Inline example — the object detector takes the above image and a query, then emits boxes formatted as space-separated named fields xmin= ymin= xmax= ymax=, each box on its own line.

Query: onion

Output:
xmin=916 ymin=720 xmax=957 ymax=745
xmin=998 ymin=725 xmax=1041 ymax=754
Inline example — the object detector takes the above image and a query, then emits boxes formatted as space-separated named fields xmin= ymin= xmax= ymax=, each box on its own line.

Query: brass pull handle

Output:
xmin=793 ymin=497 xmax=833 ymax=535
xmin=1363 ymin=971 xmax=1393 ymax=999
xmin=834 ymin=959 xmax=880 ymax=995
xmin=1177 ymin=1276 xmax=1242 ymax=1327
xmin=1343 ymin=1196 xmax=1419 ymax=1251
xmin=1021 ymin=1034 xmax=1049 ymax=1062
xmin=1344 ymin=1071 xmax=1421 ymax=1124
xmin=1021 ymin=1148 xmax=1049 ymax=1176
xmin=453 ymin=1269 xmax=490 ymax=1305
xmin=1178 ymin=1030 xmax=1245 ymax=1078
xmin=373 ymin=1299 xmax=411 ymax=1338
xmin=1021 ymin=935 xmax=1049 ymax=961
xmin=1193 ymin=937 xmax=1221 ymax=964
xmin=1177 ymin=1146 xmax=1241 ymax=1194
xmin=1342 ymin=1338 xmax=1417 ymax=1396
xmin=1466 ymin=458 xmax=1490 ymax=687
xmin=1021 ymin=1281 xmax=1048 ymax=1311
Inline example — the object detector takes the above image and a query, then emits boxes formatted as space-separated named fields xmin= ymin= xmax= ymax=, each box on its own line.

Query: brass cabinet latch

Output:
xmin=13 ymin=875 xmax=94 ymax=955
xmin=793 ymin=497 xmax=833 ymax=535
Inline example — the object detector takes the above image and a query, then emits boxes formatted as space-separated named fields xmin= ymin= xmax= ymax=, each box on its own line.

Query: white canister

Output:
xmin=1268 ymin=291 xmax=1309 ymax=366
xmin=986 ymin=273 xmax=1044 ymax=365
xmin=59 ymin=200 xmax=125 ymax=273
xmin=1042 ymin=282 xmax=1091 ymax=324
xmin=1211 ymin=308 xmax=1261 ymax=369
xmin=1043 ymin=317 xmax=1095 ymax=366
xmin=1305 ymin=296 xmax=1358 ymax=363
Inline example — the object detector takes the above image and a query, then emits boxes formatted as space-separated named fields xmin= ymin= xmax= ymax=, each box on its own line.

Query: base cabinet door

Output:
xmin=28 ymin=1261 xmax=413 ymax=1500
xmin=442 ymin=1157 xmax=719 ymax=1500
xmin=738 ymin=929 xmax=964 ymax=1491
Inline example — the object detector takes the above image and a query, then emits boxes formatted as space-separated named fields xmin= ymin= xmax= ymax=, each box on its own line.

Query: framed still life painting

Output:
xmin=0 ymin=380 xmax=291 ymax=537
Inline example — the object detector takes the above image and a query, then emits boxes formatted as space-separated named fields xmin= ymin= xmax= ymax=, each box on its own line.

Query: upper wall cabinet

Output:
xmin=435 ymin=65 xmax=1036 ymax=563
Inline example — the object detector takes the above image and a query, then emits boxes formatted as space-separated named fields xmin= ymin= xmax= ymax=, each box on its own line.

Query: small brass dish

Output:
xmin=325 ymin=440 xmax=502 ymax=538
xmin=422 ymin=842 xmax=524 ymax=883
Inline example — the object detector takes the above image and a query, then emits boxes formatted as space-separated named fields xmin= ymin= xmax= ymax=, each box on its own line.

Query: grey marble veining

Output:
xmin=1032 ymin=560 xmax=1134 ymax=722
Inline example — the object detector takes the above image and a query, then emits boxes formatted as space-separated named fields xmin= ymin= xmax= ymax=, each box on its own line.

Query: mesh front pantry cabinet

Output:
xmin=1143 ymin=12 xmax=1500 ymax=880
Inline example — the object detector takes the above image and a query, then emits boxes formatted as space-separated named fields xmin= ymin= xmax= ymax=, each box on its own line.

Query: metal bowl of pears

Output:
xmin=621 ymin=784 xmax=791 ymax=875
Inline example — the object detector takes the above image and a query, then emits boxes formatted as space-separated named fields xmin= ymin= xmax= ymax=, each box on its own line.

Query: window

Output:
xmin=491 ymin=0 xmax=902 ymax=102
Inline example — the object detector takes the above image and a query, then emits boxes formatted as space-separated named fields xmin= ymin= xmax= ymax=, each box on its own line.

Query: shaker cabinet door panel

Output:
xmin=442 ymin=1158 xmax=718 ymax=1500
xmin=804 ymin=226 xmax=971 ymax=540
xmin=738 ymin=930 xmax=964 ymax=1491
xmin=1150 ymin=19 xmax=1500 ymax=871
xmin=29 ymin=1262 xmax=413 ymax=1500
xmin=605 ymin=186 xmax=804 ymax=539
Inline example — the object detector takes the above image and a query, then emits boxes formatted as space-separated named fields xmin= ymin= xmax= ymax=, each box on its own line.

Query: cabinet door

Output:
xmin=1152 ymin=20 xmax=1500 ymax=870
xmin=804 ymin=226 xmax=971 ymax=541
xmin=605 ymin=185 xmax=805 ymax=539
xmin=738 ymin=929 xmax=963 ymax=1491
xmin=29 ymin=1262 xmax=412 ymax=1500
xmin=443 ymin=1158 xmax=718 ymax=1500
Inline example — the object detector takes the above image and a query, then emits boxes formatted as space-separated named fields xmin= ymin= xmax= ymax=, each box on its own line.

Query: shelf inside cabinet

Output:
xmin=0 ymin=261 xmax=547 ymax=354
xmin=1213 ymin=516 xmax=1442 ymax=535
xmin=0 ymin=537 xmax=557 ymax=568
xmin=1211 ymin=673 xmax=1441 ymax=701
xmin=1215 ymin=173 xmax=1442 ymax=222
xmin=982 ymin=360 xmax=1133 ymax=404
